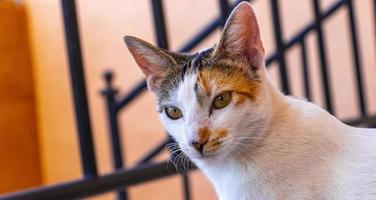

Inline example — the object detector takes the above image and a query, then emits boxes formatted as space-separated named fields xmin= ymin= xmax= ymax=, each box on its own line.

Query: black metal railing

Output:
xmin=1 ymin=0 xmax=375 ymax=199
xmin=62 ymin=0 xmax=98 ymax=179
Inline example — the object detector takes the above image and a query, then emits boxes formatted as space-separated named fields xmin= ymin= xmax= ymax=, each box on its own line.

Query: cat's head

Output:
xmin=124 ymin=2 xmax=271 ymax=162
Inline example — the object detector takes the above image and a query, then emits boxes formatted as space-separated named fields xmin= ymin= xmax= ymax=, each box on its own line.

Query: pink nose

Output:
xmin=190 ymin=139 xmax=208 ymax=154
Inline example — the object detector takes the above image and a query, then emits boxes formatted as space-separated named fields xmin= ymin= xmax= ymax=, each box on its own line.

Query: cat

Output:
xmin=124 ymin=2 xmax=376 ymax=200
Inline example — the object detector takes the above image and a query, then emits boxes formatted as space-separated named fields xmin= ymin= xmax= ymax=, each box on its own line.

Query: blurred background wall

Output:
xmin=0 ymin=1 xmax=41 ymax=193
xmin=0 ymin=0 xmax=375 ymax=199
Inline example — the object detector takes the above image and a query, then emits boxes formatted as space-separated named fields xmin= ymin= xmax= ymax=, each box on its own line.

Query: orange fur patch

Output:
xmin=198 ymin=66 xmax=260 ymax=103
xmin=215 ymin=128 xmax=228 ymax=139
xmin=198 ymin=127 xmax=211 ymax=143
xmin=197 ymin=71 xmax=211 ymax=96
xmin=198 ymin=127 xmax=229 ymax=153
xmin=234 ymin=94 xmax=247 ymax=106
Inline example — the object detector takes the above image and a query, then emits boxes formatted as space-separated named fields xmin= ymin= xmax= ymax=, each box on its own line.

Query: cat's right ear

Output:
xmin=124 ymin=36 xmax=176 ymax=92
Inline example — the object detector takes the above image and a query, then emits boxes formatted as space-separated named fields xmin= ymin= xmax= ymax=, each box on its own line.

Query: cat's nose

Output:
xmin=190 ymin=139 xmax=208 ymax=155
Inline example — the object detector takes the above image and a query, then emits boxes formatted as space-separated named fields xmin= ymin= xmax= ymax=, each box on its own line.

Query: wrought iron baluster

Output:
xmin=312 ymin=0 xmax=334 ymax=114
xmin=219 ymin=0 xmax=231 ymax=27
xmin=300 ymin=39 xmax=312 ymax=101
xmin=102 ymin=71 xmax=127 ymax=200
xmin=61 ymin=0 xmax=98 ymax=178
xmin=346 ymin=0 xmax=367 ymax=116
xmin=270 ymin=0 xmax=290 ymax=94
xmin=151 ymin=0 xmax=169 ymax=49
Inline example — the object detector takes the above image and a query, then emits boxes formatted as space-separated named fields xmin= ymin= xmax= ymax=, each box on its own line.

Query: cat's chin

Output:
xmin=188 ymin=151 xmax=228 ymax=163
xmin=189 ymin=153 xmax=217 ymax=159
xmin=182 ymin=146 xmax=230 ymax=163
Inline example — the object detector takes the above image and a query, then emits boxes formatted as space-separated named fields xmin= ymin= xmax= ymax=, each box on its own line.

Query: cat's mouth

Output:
xmin=187 ymin=139 xmax=224 ymax=159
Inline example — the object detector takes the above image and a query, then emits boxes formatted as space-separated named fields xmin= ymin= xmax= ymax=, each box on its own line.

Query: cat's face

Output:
xmin=125 ymin=2 xmax=268 ymax=161
xmin=156 ymin=54 xmax=270 ymax=161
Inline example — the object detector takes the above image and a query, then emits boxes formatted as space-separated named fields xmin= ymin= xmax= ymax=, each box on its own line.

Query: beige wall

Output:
xmin=23 ymin=0 xmax=375 ymax=199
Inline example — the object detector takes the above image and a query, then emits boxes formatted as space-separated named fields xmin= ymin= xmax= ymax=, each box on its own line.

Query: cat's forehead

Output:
xmin=156 ymin=48 xmax=215 ymax=105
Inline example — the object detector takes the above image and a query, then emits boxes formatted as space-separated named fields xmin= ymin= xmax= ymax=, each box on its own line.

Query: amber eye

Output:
xmin=213 ymin=92 xmax=232 ymax=109
xmin=165 ymin=106 xmax=183 ymax=120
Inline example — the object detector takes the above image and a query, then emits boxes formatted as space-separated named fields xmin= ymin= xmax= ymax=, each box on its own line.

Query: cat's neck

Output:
xmin=195 ymin=156 xmax=273 ymax=200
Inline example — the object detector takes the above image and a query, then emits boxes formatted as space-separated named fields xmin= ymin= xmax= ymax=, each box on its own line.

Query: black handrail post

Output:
xmin=182 ymin=173 xmax=191 ymax=200
xmin=346 ymin=0 xmax=367 ymax=116
xmin=312 ymin=0 xmax=334 ymax=114
xmin=151 ymin=0 xmax=169 ymax=49
xmin=61 ymin=0 xmax=98 ymax=178
xmin=101 ymin=71 xmax=128 ymax=200
xmin=300 ymin=39 xmax=312 ymax=101
xmin=270 ymin=0 xmax=290 ymax=94
xmin=218 ymin=0 xmax=231 ymax=27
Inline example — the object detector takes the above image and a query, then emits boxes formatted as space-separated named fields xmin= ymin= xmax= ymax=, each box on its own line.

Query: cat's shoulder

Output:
xmin=279 ymin=95 xmax=336 ymax=123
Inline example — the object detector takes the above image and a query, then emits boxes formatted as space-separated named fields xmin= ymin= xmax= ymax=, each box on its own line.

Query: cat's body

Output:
xmin=124 ymin=2 xmax=376 ymax=199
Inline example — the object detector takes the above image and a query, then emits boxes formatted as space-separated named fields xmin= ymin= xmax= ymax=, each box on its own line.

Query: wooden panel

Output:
xmin=0 ymin=0 xmax=41 ymax=193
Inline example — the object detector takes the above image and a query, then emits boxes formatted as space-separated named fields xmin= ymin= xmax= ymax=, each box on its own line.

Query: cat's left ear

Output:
xmin=213 ymin=2 xmax=265 ymax=68
xmin=124 ymin=36 xmax=177 ymax=92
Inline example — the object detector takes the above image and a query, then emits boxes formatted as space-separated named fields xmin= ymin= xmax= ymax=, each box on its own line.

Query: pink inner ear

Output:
xmin=232 ymin=3 xmax=264 ymax=54
xmin=131 ymin=50 xmax=166 ymax=91
xmin=216 ymin=2 xmax=265 ymax=64
xmin=125 ymin=35 xmax=177 ymax=92
xmin=128 ymin=46 xmax=160 ymax=78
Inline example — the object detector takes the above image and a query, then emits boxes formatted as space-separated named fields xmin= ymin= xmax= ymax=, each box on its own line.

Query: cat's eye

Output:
xmin=165 ymin=106 xmax=183 ymax=120
xmin=213 ymin=92 xmax=232 ymax=109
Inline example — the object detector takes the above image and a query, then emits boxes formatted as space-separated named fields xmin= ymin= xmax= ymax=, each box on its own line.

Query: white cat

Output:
xmin=124 ymin=2 xmax=376 ymax=199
